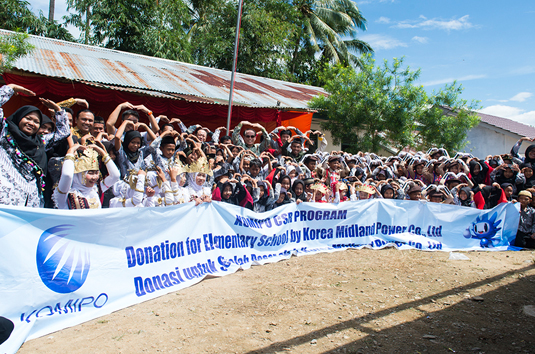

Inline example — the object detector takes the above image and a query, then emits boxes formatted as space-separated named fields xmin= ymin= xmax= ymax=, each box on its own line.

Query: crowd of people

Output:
xmin=1 ymin=83 xmax=534 ymax=248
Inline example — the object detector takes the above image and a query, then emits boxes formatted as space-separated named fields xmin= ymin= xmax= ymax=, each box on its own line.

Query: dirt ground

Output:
xmin=18 ymin=248 xmax=535 ymax=354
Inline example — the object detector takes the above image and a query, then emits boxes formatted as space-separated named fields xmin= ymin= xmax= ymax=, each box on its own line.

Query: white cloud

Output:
xmin=411 ymin=36 xmax=428 ymax=44
xmin=395 ymin=15 xmax=474 ymax=31
xmin=376 ymin=17 xmax=391 ymax=24
xmin=422 ymin=74 xmax=486 ymax=87
xmin=479 ymin=105 xmax=535 ymax=126
xmin=359 ymin=34 xmax=407 ymax=50
xmin=510 ymin=92 xmax=533 ymax=102
xmin=511 ymin=66 xmax=535 ymax=75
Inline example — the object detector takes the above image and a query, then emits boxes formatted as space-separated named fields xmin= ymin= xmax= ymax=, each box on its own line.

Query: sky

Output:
xmin=28 ymin=0 xmax=535 ymax=127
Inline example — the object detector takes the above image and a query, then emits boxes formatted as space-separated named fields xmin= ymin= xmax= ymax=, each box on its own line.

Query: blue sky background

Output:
xmin=28 ymin=0 xmax=535 ymax=127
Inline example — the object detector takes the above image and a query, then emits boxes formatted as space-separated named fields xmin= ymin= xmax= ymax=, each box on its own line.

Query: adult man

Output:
xmin=71 ymin=109 xmax=94 ymax=141
xmin=91 ymin=116 xmax=106 ymax=138
xmin=232 ymin=120 xmax=271 ymax=155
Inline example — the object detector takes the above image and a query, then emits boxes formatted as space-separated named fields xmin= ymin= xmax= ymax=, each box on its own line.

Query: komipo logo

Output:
xmin=36 ymin=225 xmax=90 ymax=294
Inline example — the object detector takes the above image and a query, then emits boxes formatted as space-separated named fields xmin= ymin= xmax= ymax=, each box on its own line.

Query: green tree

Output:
xmin=292 ymin=0 xmax=373 ymax=67
xmin=1 ymin=0 xmax=74 ymax=41
xmin=309 ymin=55 xmax=480 ymax=154
xmin=66 ymin=0 xmax=190 ymax=61
xmin=191 ymin=0 xmax=300 ymax=80
xmin=0 ymin=31 xmax=34 ymax=74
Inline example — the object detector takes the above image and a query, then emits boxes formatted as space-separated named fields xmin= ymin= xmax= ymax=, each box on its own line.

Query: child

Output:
xmin=514 ymin=190 xmax=535 ymax=248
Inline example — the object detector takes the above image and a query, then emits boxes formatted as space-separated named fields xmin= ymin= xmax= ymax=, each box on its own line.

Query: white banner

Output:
xmin=0 ymin=200 xmax=520 ymax=353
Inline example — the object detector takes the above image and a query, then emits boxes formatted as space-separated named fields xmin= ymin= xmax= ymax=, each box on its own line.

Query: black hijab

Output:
xmin=123 ymin=130 xmax=142 ymax=163
xmin=524 ymin=145 xmax=535 ymax=164
xmin=469 ymin=160 xmax=488 ymax=185
xmin=459 ymin=186 xmax=473 ymax=207
xmin=380 ymin=184 xmax=395 ymax=198
xmin=291 ymin=179 xmax=307 ymax=201
xmin=40 ymin=114 xmax=55 ymax=131
xmin=6 ymin=105 xmax=47 ymax=173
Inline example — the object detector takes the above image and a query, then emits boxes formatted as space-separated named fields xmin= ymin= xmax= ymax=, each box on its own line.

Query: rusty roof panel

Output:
xmin=1 ymin=29 xmax=325 ymax=110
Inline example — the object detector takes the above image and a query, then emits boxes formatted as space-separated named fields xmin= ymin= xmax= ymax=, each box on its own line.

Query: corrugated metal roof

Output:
xmin=1 ymin=29 xmax=326 ymax=110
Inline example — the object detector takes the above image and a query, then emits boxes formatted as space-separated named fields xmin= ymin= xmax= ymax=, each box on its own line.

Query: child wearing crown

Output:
xmin=53 ymin=143 xmax=120 ymax=209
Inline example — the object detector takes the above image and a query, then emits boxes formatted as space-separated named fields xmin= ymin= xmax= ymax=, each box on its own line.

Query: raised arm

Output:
xmin=107 ymin=102 xmax=134 ymax=135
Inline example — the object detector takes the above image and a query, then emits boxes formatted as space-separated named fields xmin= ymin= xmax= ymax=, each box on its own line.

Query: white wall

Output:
xmin=461 ymin=123 xmax=525 ymax=158
xmin=310 ymin=117 xmax=341 ymax=152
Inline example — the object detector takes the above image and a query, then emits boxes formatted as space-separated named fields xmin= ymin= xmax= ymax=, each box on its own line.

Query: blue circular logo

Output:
xmin=36 ymin=225 xmax=90 ymax=294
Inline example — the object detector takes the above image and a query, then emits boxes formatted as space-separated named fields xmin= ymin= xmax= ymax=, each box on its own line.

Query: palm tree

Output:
xmin=295 ymin=0 xmax=373 ymax=66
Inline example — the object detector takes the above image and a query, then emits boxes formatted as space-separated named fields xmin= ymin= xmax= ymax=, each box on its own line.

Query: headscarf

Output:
xmin=524 ymin=144 xmax=535 ymax=164
xmin=40 ymin=114 xmax=56 ymax=132
xmin=291 ymin=179 xmax=307 ymax=201
xmin=187 ymin=172 xmax=211 ymax=193
xmin=469 ymin=160 xmax=487 ymax=185
xmin=380 ymin=184 xmax=395 ymax=199
xmin=123 ymin=130 xmax=142 ymax=163
xmin=459 ymin=186 xmax=473 ymax=207
xmin=5 ymin=105 xmax=47 ymax=173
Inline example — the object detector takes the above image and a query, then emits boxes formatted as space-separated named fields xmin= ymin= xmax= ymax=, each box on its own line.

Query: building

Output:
xmin=461 ymin=112 xmax=535 ymax=158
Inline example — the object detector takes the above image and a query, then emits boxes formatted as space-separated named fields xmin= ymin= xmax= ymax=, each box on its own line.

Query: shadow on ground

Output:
xmin=246 ymin=264 xmax=535 ymax=354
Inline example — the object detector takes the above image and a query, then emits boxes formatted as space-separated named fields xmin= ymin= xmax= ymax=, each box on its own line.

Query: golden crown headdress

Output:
xmin=187 ymin=156 xmax=213 ymax=176
xmin=310 ymin=182 xmax=328 ymax=195
xmin=74 ymin=148 xmax=99 ymax=174
xmin=355 ymin=184 xmax=374 ymax=194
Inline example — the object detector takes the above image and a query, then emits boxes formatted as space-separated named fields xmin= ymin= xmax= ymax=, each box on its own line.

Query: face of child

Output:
xmin=314 ymin=190 xmax=323 ymax=201
xmin=519 ymin=195 xmax=531 ymax=208
xmin=249 ymin=165 xmax=260 ymax=177
xmin=409 ymin=191 xmax=421 ymax=201
xmin=179 ymin=174 xmax=186 ymax=186
xmin=128 ymin=137 xmax=142 ymax=152
xmin=416 ymin=165 xmax=424 ymax=174
xmin=259 ymin=185 xmax=265 ymax=198
xmin=377 ymin=173 xmax=386 ymax=181
xmin=503 ymin=168 xmax=513 ymax=178
xmin=281 ymin=178 xmax=291 ymax=191
xmin=232 ymin=147 xmax=240 ymax=157
xmin=383 ymin=189 xmax=394 ymax=199
xmin=430 ymin=195 xmax=442 ymax=203
xmin=289 ymin=170 xmax=297 ymax=178
xmin=329 ymin=160 xmax=341 ymax=170
xmin=459 ymin=190 xmax=468 ymax=201
xmin=294 ymin=184 xmax=303 ymax=196
xmin=196 ymin=173 xmax=206 ymax=186
xmin=504 ymin=186 xmax=513 ymax=198
xmin=347 ymin=161 xmax=356 ymax=169
xmin=306 ymin=160 xmax=317 ymax=171
xmin=85 ymin=170 xmax=100 ymax=187
xmin=161 ymin=144 xmax=176 ymax=159
xmin=449 ymin=164 xmax=460 ymax=174
xmin=472 ymin=164 xmax=480 ymax=174
xmin=529 ymin=149 xmax=535 ymax=159
xmin=359 ymin=191 xmax=370 ymax=200
xmin=524 ymin=167 xmax=533 ymax=179
xmin=277 ymin=192 xmax=286 ymax=203
xmin=281 ymin=133 xmax=291 ymax=144
xmin=243 ymin=160 xmax=250 ymax=171
xmin=222 ymin=185 xmax=233 ymax=199
xmin=305 ymin=184 xmax=313 ymax=194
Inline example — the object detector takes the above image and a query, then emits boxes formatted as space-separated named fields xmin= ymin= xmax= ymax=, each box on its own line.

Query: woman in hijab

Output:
xmin=114 ymin=119 xmax=156 ymax=179
xmin=0 ymin=84 xmax=49 ymax=207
